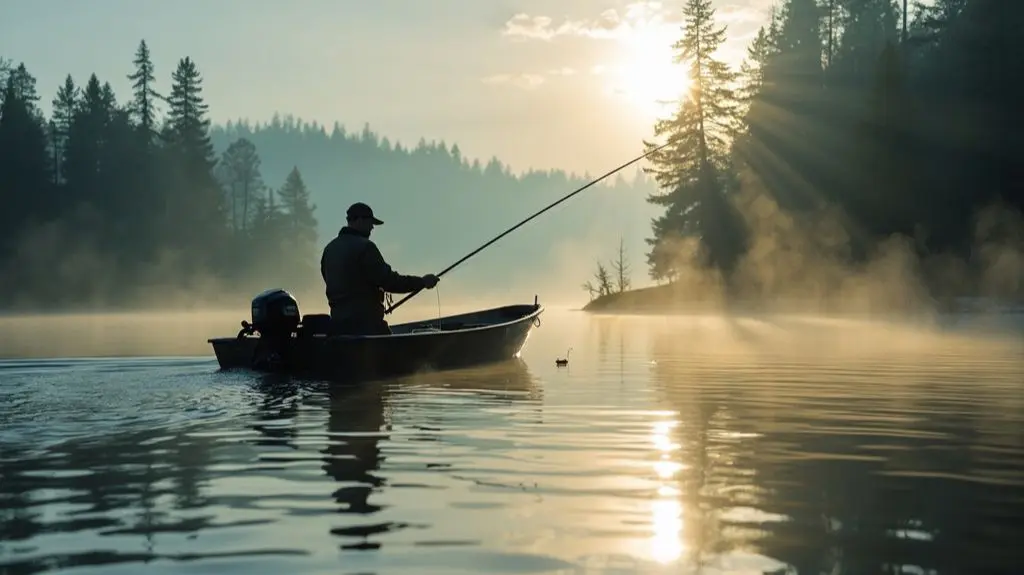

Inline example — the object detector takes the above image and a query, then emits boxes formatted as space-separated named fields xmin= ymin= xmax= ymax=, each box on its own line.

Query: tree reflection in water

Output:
xmin=646 ymin=316 xmax=1024 ymax=575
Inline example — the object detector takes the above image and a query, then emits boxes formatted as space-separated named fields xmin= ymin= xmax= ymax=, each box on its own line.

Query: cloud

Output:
xmin=490 ymin=1 xmax=773 ymax=91
xmin=501 ymin=1 xmax=769 ymax=43
xmin=502 ymin=14 xmax=557 ymax=41
xmin=480 ymin=73 xmax=546 ymax=89
xmin=546 ymin=67 xmax=578 ymax=76
xmin=501 ymin=2 xmax=660 ymax=42
xmin=717 ymin=4 xmax=768 ymax=25
xmin=480 ymin=67 xmax=581 ymax=89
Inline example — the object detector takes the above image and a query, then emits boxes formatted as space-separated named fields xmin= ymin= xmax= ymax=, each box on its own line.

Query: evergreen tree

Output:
xmin=50 ymin=75 xmax=77 ymax=185
xmin=737 ymin=0 xmax=829 ymax=212
xmin=127 ymin=39 xmax=159 ymax=140
xmin=166 ymin=58 xmax=215 ymax=169
xmin=164 ymin=56 xmax=224 ymax=264
xmin=642 ymin=0 xmax=747 ymax=281
xmin=832 ymin=0 xmax=900 ymax=80
xmin=276 ymin=166 xmax=318 ymax=268
xmin=737 ymin=16 xmax=781 ymax=109
xmin=217 ymin=137 xmax=264 ymax=233
xmin=0 ymin=64 xmax=52 ymax=245
xmin=63 ymin=74 xmax=108 ymax=205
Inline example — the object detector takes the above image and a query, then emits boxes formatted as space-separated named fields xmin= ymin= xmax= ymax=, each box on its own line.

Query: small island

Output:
xmin=581 ymin=0 xmax=1021 ymax=315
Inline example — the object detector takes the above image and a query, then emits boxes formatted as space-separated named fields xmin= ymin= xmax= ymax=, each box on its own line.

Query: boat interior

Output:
xmin=391 ymin=303 xmax=541 ymax=334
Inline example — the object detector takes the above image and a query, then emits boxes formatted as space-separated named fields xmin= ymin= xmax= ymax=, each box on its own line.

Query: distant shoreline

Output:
xmin=581 ymin=284 xmax=1024 ymax=316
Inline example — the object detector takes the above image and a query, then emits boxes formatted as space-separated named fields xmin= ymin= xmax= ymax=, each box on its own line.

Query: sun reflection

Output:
xmin=649 ymin=418 xmax=684 ymax=564
xmin=650 ymin=499 xmax=684 ymax=563
xmin=653 ymin=459 xmax=683 ymax=479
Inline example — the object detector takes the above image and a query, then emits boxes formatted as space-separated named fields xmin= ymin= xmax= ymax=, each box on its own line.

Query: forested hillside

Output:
xmin=209 ymin=118 xmax=659 ymax=303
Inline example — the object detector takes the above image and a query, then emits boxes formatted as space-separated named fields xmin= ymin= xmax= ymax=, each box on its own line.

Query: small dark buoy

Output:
xmin=555 ymin=347 xmax=572 ymax=367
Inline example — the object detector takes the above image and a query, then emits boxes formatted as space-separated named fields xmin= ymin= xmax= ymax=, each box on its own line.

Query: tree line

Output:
xmin=0 ymin=42 xmax=320 ymax=309
xmin=635 ymin=0 xmax=1022 ymax=302
xmin=207 ymin=118 xmax=661 ymax=295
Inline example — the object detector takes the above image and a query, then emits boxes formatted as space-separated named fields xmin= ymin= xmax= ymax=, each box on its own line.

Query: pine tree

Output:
xmin=250 ymin=187 xmax=282 ymax=237
xmin=739 ymin=0 xmax=828 ymax=212
xmin=737 ymin=19 xmax=781 ymax=109
xmin=247 ymin=186 xmax=288 ymax=279
xmin=642 ymin=0 xmax=746 ymax=281
xmin=166 ymin=57 xmax=215 ymax=171
xmin=217 ymin=137 xmax=264 ymax=232
xmin=0 ymin=64 xmax=52 ymax=241
xmin=276 ymin=166 xmax=318 ymax=256
xmin=164 ymin=57 xmax=224 ymax=260
xmin=50 ymin=75 xmax=78 ymax=185
xmin=127 ymin=39 xmax=160 ymax=142
xmin=63 ymin=74 xmax=108 ymax=203
xmin=832 ymin=0 xmax=900 ymax=80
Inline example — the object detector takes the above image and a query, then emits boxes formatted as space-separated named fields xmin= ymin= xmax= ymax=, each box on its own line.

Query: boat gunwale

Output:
xmin=206 ymin=303 xmax=543 ymax=344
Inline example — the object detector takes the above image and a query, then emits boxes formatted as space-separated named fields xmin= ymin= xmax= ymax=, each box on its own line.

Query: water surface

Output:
xmin=1 ymin=309 xmax=1022 ymax=574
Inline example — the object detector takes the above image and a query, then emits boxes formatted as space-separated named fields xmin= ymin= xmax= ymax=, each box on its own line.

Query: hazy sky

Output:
xmin=2 ymin=0 xmax=773 ymax=175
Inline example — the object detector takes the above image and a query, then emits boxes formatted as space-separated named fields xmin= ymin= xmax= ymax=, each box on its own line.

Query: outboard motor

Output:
xmin=248 ymin=288 xmax=300 ymax=371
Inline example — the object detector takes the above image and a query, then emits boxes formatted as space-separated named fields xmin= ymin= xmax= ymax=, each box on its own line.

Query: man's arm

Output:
xmin=361 ymin=242 xmax=426 ymax=294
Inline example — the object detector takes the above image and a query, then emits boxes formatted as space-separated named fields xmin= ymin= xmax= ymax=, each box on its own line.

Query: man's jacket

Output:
xmin=320 ymin=227 xmax=426 ymax=324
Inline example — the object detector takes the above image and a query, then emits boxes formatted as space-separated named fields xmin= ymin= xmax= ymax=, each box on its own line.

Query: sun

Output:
xmin=608 ymin=25 xmax=691 ymax=121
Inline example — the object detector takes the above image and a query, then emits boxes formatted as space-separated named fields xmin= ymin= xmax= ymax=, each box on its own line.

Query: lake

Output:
xmin=1 ymin=308 xmax=1022 ymax=574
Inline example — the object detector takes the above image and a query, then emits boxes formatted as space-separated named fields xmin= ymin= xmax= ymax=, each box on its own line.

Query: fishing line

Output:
xmin=435 ymin=285 xmax=442 ymax=330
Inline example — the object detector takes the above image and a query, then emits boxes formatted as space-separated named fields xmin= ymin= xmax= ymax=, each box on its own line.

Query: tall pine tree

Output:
xmin=0 ymin=64 xmax=52 ymax=246
xmin=163 ymin=56 xmax=225 ymax=266
xmin=49 ymin=75 xmax=77 ymax=185
xmin=127 ymin=39 xmax=159 ymax=143
xmin=642 ymin=0 xmax=747 ymax=282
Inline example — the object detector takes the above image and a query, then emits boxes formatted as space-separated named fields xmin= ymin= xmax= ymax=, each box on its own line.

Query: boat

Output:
xmin=208 ymin=288 xmax=544 ymax=382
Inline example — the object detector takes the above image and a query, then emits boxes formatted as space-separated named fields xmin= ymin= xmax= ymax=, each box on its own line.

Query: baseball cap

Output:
xmin=346 ymin=202 xmax=383 ymax=225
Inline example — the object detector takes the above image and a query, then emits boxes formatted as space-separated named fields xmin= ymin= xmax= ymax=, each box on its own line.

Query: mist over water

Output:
xmin=0 ymin=297 xmax=545 ymax=359
xmin=1 ymin=309 xmax=1022 ymax=574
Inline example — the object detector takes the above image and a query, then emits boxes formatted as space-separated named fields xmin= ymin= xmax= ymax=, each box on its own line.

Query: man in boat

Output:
xmin=320 ymin=202 xmax=439 ymax=335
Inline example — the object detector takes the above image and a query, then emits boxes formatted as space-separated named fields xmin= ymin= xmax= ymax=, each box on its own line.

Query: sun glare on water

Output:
xmin=608 ymin=22 xmax=691 ymax=121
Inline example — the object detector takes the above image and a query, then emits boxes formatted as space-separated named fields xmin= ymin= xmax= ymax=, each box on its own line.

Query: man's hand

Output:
xmin=422 ymin=274 xmax=440 ymax=289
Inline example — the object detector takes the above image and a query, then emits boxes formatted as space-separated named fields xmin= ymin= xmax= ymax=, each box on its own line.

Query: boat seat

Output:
xmin=301 ymin=313 xmax=332 ymax=336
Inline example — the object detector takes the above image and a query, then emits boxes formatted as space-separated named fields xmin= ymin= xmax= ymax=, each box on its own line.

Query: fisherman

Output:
xmin=321 ymin=202 xmax=439 ymax=335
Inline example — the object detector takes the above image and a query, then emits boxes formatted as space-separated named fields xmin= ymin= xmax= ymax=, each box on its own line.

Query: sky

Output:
xmin=1 ymin=0 xmax=774 ymax=176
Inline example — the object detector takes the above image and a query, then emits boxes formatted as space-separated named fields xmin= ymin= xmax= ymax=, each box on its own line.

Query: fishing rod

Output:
xmin=384 ymin=141 xmax=672 ymax=315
